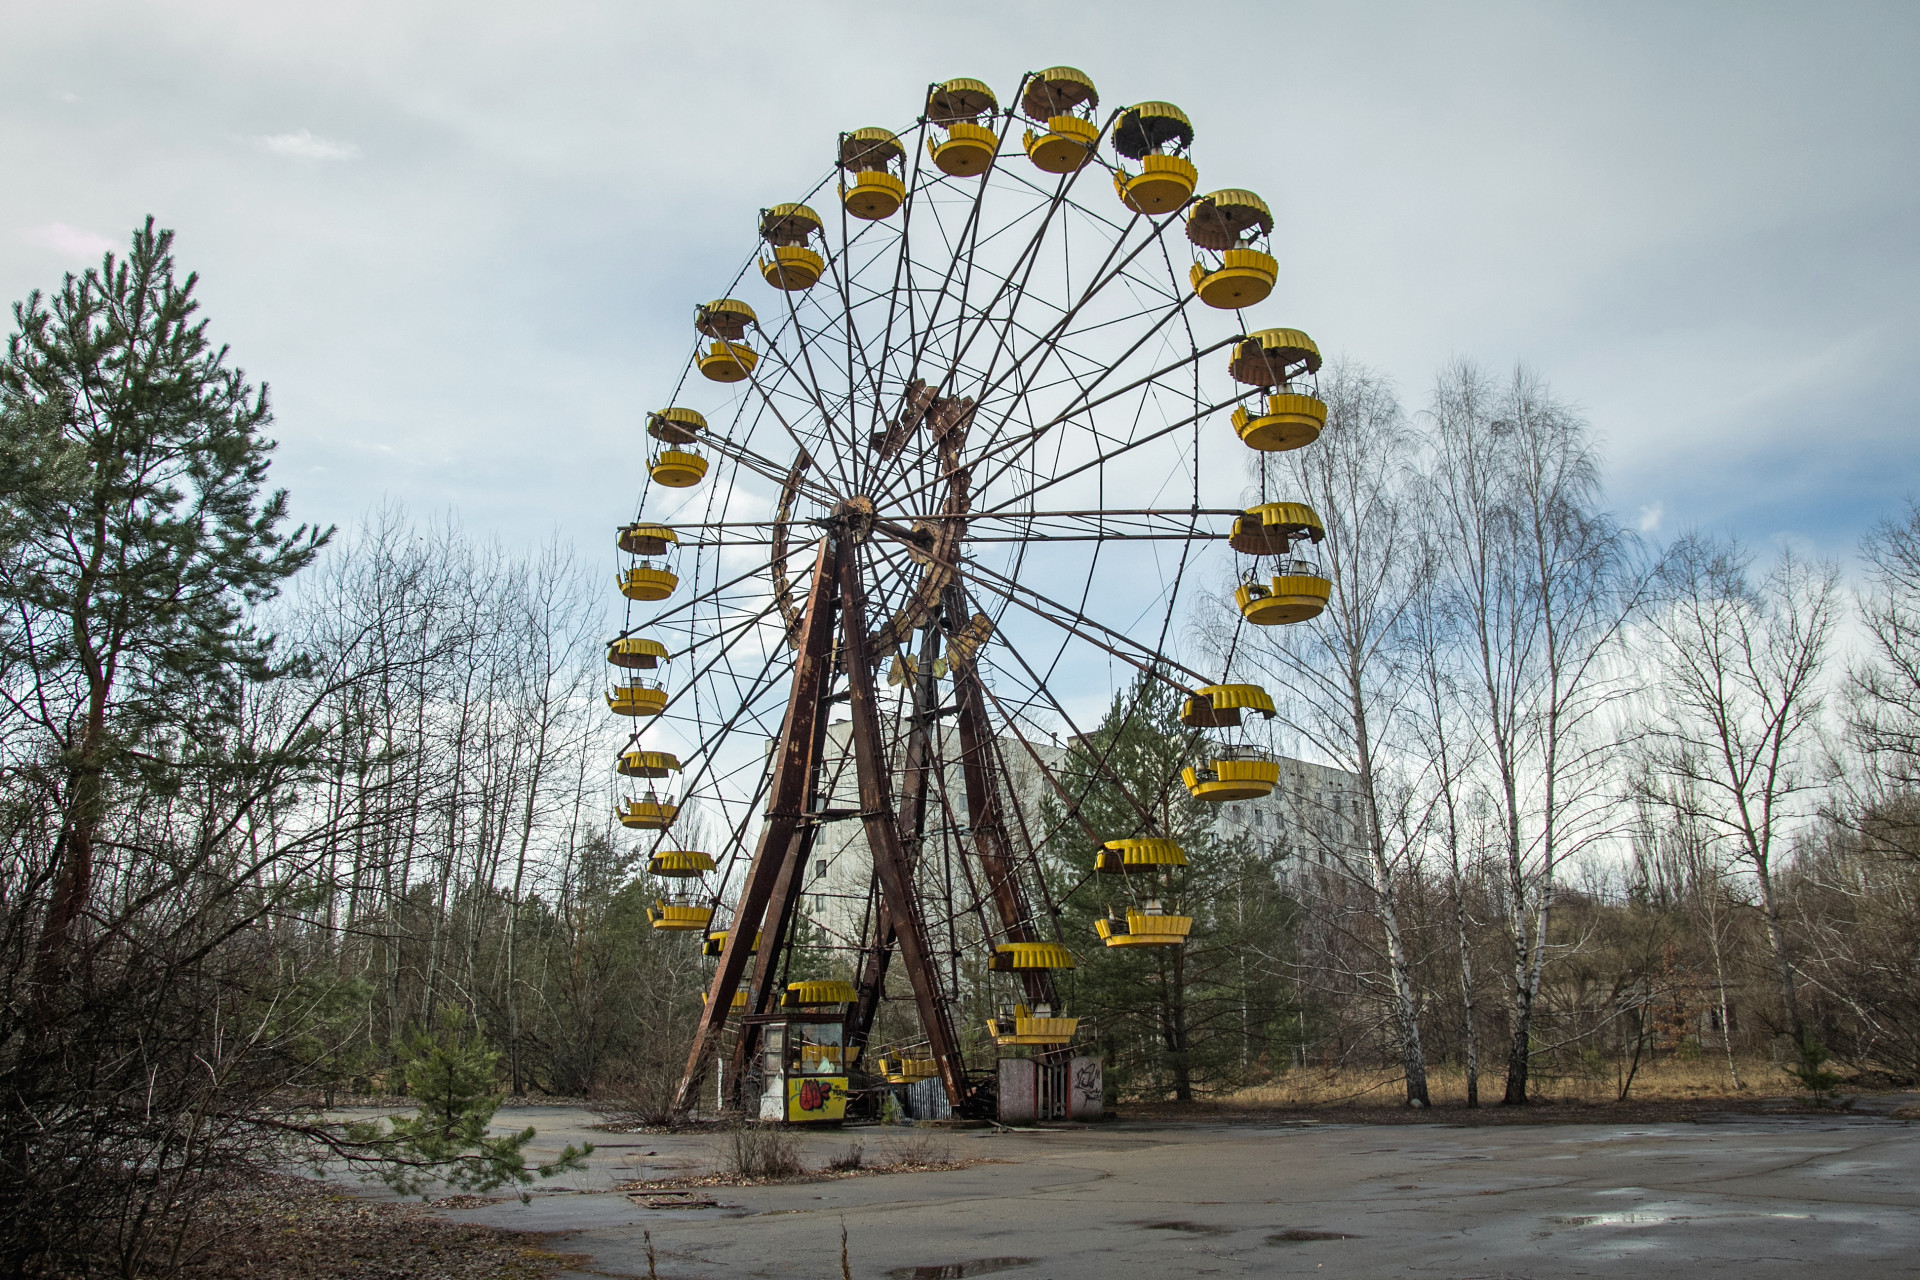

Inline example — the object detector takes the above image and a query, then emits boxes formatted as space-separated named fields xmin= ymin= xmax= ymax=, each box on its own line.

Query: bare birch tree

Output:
xmin=1219 ymin=360 xmax=1435 ymax=1105
xmin=1642 ymin=534 xmax=1841 ymax=1044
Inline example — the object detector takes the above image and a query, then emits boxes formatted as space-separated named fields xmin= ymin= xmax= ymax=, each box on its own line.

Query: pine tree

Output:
xmin=0 ymin=218 xmax=329 ymax=1004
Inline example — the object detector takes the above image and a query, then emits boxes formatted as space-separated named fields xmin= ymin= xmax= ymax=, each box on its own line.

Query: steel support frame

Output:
xmin=672 ymin=541 xmax=838 ymax=1115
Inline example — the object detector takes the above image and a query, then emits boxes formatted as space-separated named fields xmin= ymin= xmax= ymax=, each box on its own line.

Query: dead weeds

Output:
xmin=170 ymin=1171 xmax=586 ymax=1279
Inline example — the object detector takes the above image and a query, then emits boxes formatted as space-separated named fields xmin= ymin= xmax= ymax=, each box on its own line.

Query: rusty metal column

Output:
xmin=837 ymin=538 xmax=972 ymax=1107
xmin=945 ymin=588 xmax=1060 ymax=1016
xmin=846 ymin=619 xmax=943 ymax=1057
xmin=672 ymin=541 xmax=838 ymax=1115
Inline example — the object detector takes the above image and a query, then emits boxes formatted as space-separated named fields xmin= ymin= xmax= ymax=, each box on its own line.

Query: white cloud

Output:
xmin=1638 ymin=502 xmax=1665 ymax=534
xmin=256 ymin=130 xmax=360 ymax=161
xmin=21 ymin=222 xmax=115 ymax=259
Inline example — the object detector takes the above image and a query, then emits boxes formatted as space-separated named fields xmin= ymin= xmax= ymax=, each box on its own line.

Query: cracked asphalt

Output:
xmin=366 ymin=1102 xmax=1920 ymax=1277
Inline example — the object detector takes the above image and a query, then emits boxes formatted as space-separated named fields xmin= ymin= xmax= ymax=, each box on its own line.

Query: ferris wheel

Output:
xmin=604 ymin=67 xmax=1334 ymax=1120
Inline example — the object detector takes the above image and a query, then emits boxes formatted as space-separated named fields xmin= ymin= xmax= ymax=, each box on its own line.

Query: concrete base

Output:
xmin=374 ymin=1102 xmax=1920 ymax=1278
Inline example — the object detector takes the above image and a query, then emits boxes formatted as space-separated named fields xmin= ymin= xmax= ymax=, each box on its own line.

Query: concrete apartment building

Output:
xmin=788 ymin=718 xmax=1359 ymax=949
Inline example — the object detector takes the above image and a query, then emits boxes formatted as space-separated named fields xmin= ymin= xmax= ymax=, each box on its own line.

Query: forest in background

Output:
xmin=4 ymin=224 xmax=1918 ymax=1269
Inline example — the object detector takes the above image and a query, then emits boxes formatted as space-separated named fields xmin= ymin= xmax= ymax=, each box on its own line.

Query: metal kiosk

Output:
xmin=748 ymin=981 xmax=855 ymax=1123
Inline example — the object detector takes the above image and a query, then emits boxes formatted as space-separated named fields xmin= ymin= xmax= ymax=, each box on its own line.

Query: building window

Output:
xmin=814 ymin=858 xmax=828 ymax=880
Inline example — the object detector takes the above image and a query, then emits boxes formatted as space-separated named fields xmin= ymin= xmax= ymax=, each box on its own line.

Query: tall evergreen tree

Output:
xmin=0 ymin=218 xmax=328 ymax=1004
xmin=1043 ymin=673 xmax=1297 ymax=1102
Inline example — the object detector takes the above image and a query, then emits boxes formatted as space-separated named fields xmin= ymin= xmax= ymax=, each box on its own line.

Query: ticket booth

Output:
xmin=747 ymin=981 xmax=856 ymax=1123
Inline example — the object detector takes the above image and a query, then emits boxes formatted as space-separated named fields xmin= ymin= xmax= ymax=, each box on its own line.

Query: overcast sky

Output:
xmin=4 ymin=1 xmax=1916 ymax=570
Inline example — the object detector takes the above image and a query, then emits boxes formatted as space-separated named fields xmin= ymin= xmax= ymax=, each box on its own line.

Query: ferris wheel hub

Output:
xmin=830 ymin=495 xmax=877 ymax=543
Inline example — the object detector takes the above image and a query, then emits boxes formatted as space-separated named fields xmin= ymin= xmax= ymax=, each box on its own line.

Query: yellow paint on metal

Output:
xmin=1228 ymin=328 xmax=1322 ymax=386
xmin=1186 ymin=189 xmax=1274 ymax=251
xmin=702 ymin=930 xmax=760 ymax=957
xmin=697 ymin=341 xmax=758 ymax=383
xmin=646 ymin=407 xmax=706 ymax=443
xmin=1182 ymin=756 xmax=1281 ymax=802
xmin=1179 ymin=684 xmax=1277 ymax=728
xmin=1097 ymin=909 xmax=1194 ymax=948
xmin=1229 ymin=502 xmax=1325 ymax=555
xmin=929 ymin=121 xmax=998 ymax=177
xmin=647 ymin=900 xmax=711 ymax=930
xmin=617 ymin=523 xmax=677 ymax=556
xmin=618 ymin=566 xmax=678 ymax=602
xmin=1191 ymin=247 xmax=1278 ymax=309
xmin=1116 ymin=153 xmax=1198 ymax=215
xmin=1095 ymin=838 xmax=1189 ymax=873
xmin=992 ymin=941 xmax=1077 ymax=970
xmin=1233 ymin=392 xmax=1326 ymax=453
xmin=760 ymin=203 xmax=823 ymax=244
xmin=694 ymin=298 xmax=757 ymax=339
xmin=785 ymin=1076 xmax=848 ymax=1122
xmin=617 ymin=748 xmax=680 ymax=777
xmin=842 ymin=170 xmax=906 ymax=220
xmin=606 ymin=680 xmax=668 ymax=717
xmin=650 ymin=448 xmax=709 ymax=489
xmin=1021 ymin=66 xmax=1098 ymax=120
xmin=840 ymin=127 xmax=905 ymax=170
xmin=1024 ymin=115 xmax=1099 ymax=174
xmin=620 ymin=797 xmax=679 ymax=829
xmin=927 ymin=77 xmax=997 ymax=122
xmin=1236 ymin=574 xmax=1333 ymax=626
xmin=606 ymin=636 xmax=669 ymax=669
xmin=648 ymin=849 xmax=716 ymax=877
xmin=760 ymin=245 xmax=825 ymax=290
xmin=784 ymin=979 xmax=858 ymax=1006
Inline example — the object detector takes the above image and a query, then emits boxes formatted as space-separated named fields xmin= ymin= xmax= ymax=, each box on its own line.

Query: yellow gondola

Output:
xmin=617 ymin=523 xmax=676 ymax=557
xmin=617 ymin=748 xmax=680 ymax=778
xmin=1186 ymin=189 xmax=1278 ymax=309
xmin=1233 ymin=390 xmax=1327 ymax=453
xmin=1182 ymin=746 xmax=1281 ymax=801
xmin=647 ymin=849 xmax=715 ymax=877
xmin=1096 ymin=906 xmax=1194 ymax=948
xmin=607 ymin=678 xmax=668 ymax=717
xmin=695 ymin=298 xmax=758 ymax=382
xmin=649 ymin=446 xmax=708 ymax=488
xmin=784 ymin=979 xmax=858 ymax=1007
xmin=1111 ymin=102 xmax=1196 ymax=215
xmin=646 ymin=408 xmax=706 ymax=444
xmin=926 ymin=77 xmax=999 ymax=177
xmin=1229 ymin=502 xmax=1324 ymax=556
xmin=619 ymin=565 xmax=677 ymax=601
xmin=759 ymin=203 xmax=825 ymax=290
xmin=1094 ymin=837 xmax=1188 ymax=874
xmin=648 ymin=899 xmax=712 ymax=931
xmin=702 ymin=929 xmax=761 ymax=957
xmin=619 ymin=793 xmax=679 ymax=829
xmin=1228 ymin=328 xmax=1322 ymax=388
xmin=607 ymin=636 xmax=669 ymax=670
xmin=988 ymin=1003 xmax=1079 ymax=1046
xmin=699 ymin=988 xmax=751 ymax=1009
xmin=840 ymin=128 xmax=907 ymax=220
xmin=989 ymin=941 xmax=1076 ymax=971
xmin=1179 ymin=683 xmax=1276 ymax=728
xmin=1236 ymin=572 xmax=1333 ymax=626
xmin=1021 ymin=66 xmax=1099 ymax=174
xmin=878 ymin=1056 xmax=938 ymax=1084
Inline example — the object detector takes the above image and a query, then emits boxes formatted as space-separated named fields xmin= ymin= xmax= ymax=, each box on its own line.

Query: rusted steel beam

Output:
xmin=945 ymin=587 xmax=1059 ymax=1018
xmin=837 ymin=538 xmax=972 ymax=1108
xmin=846 ymin=621 xmax=943 ymax=1056
xmin=672 ymin=541 xmax=838 ymax=1115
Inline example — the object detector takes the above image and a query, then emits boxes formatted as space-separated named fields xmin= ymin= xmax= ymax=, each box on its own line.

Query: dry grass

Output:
xmin=1225 ymin=1057 xmax=1801 ymax=1110
xmin=171 ymin=1171 xmax=585 ymax=1278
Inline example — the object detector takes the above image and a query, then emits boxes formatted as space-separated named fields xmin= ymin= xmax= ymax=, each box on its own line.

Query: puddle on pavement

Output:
xmin=885 ymin=1259 xmax=1038 ymax=1279
xmin=1267 ymin=1230 xmax=1356 ymax=1243
xmin=1136 ymin=1220 xmax=1232 ymax=1234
